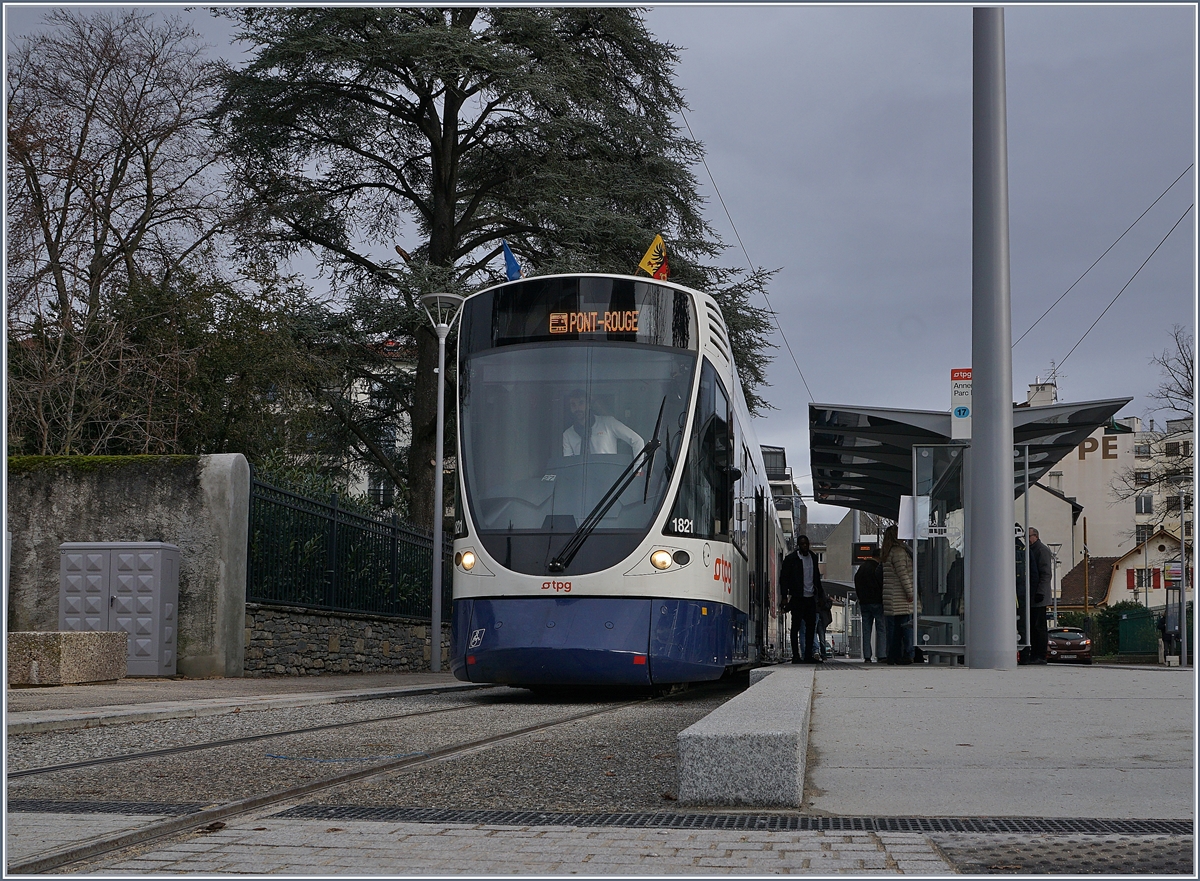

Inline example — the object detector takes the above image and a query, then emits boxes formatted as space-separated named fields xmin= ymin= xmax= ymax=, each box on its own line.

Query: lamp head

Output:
xmin=420 ymin=292 xmax=465 ymax=328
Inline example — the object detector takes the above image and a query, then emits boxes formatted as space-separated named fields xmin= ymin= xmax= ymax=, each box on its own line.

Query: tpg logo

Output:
xmin=542 ymin=580 xmax=572 ymax=593
xmin=713 ymin=556 xmax=732 ymax=593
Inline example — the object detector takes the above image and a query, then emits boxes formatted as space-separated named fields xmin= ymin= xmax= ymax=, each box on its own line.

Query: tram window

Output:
xmin=665 ymin=359 xmax=731 ymax=540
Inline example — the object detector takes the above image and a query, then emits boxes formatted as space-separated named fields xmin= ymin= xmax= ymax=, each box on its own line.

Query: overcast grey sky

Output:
xmin=642 ymin=4 xmax=1195 ymax=520
xmin=7 ymin=4 xmax=1195 ymax=522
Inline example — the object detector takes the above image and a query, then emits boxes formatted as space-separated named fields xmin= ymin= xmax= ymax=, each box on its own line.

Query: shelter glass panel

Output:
xmin=913 ymin=445 xmax=966 ymax=658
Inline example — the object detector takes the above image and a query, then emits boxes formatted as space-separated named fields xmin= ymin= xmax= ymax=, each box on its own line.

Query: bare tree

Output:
xmin=7 ymin=9 xmax=225 ymax=325
xmin=1110 ymin=325 xmax=1195 ymax=512
xmin=6 ymin=9 xmax=228 ymax=454
xmin=1148 ymin=324 xmax=1194 ymax=420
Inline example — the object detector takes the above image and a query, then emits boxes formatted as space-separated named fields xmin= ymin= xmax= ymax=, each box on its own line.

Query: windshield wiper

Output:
xmin=643 ymin=397 xmax=667 ymax=503
xmin=548 ymin=398 xmax=666 ymax=574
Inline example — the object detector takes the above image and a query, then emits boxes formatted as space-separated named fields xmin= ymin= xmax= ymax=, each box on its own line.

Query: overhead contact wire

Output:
xmin=1056 ymin=202 xmax=1194 ymax=371
xmin=1014 ymin=163 xmax=1194 ymax=347
xmin=680 ymin=109 xmax=816 ymax=403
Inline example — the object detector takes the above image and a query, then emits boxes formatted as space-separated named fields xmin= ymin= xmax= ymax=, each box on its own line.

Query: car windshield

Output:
xmin=460 ymin=343 xmax=695 ymax=536
xmin=1051 ymin=631 xmax=1084 ymax=640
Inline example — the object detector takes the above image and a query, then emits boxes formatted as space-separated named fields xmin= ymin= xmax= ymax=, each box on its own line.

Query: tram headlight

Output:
xmin=650 ymin=549 xmax=673 ymax=570
xmin=460 ymin=550 xmax=476 ymax=571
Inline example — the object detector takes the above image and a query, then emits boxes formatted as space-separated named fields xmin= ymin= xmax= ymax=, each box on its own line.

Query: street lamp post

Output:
xmin=420 ymin=292 xmax=465 ymax=673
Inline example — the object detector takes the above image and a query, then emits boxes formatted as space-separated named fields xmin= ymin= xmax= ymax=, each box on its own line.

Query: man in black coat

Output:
xmin=1027 ymin=527 xmax=1054 ymax=664
xmin=781 ymin=534 xmax=825 ymax=663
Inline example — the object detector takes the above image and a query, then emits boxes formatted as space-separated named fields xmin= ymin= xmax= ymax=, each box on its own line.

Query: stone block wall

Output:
xmin=244 ymin=603 xmax=450 ymax=676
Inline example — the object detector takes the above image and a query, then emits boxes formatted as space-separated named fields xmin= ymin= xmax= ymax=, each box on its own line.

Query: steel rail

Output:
xmin=8 ymin=701 xmax=488 ymax=780
xmin=7 ymin=692 xmax=678 ymax=875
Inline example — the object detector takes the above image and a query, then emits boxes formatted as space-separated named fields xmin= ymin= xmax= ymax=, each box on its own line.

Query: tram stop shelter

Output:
xmin=809 ymin=397 xmax=1131 ymax=662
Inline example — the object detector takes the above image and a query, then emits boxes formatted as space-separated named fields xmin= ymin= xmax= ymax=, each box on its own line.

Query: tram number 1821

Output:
xmin=670 ymin=517 xmax=694 ymax=534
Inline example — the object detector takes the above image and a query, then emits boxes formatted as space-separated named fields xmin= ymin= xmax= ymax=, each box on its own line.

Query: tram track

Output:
xmin=7 ymin=700 xmax=490 ymax=780
xmin=8 ymin=690 xmax=680 ymax=875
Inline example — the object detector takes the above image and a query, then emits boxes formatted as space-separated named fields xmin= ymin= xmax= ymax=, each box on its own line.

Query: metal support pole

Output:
xmin=912 ymin=461 xmax=919 ymax=663
xmin=1022 ymin=445 xmax=1030 ymax=651
xmin=421 ymin=293 xmax=465 ymax=674
xmin=1180 ymin=488 xmax=1189 ymax=667
xmin=967 ymin=6 xmax=1016 ymax=669
xmin=431 ymin=324 xmax=449 ymax=672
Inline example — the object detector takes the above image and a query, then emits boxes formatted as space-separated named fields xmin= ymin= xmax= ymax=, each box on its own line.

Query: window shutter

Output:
xmin=1153 ymin=568 xmax=1162 ymax=590
xmin=1127 ymin=568 xmax=1136 ymax=589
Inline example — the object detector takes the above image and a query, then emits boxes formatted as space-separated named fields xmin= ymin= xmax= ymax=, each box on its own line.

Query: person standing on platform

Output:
xmin=781 ymin=534 xmax=825 ymax=663
xmin=1027 ymin=527 xmax=1054 ymax=665
xmin=855 ymin=551 xmax=887 ymax=663
xmin=881 ymin=525 xmax=915 ymax=665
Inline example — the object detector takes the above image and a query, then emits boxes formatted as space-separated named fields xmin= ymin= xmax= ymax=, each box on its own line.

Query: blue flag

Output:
xmin=502 ymin=239 xmax=523 ymax=281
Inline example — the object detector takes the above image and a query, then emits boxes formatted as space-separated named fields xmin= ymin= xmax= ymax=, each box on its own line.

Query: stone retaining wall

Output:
xmin=7 ymin=454 xmax=249 ymax=678
xmin=244 ymin=603 xmax=450 ymax=676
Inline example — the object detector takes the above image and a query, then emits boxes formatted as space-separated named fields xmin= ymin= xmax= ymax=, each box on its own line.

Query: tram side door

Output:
xmin=752 ymin=487 xmax=767 ymax=653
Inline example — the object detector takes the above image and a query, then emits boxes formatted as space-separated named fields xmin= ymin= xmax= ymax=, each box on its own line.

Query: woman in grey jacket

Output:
xmin=881 ymin=525 xmax=915 ymax=665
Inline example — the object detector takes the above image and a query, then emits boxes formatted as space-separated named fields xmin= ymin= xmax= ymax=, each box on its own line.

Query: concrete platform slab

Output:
xmin=805 ymin=665 xmax=1194 ymax=819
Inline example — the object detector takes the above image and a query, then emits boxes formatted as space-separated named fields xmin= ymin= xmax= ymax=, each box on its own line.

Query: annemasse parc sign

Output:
xmin=951 ymin=368 xmax=971 ymax=440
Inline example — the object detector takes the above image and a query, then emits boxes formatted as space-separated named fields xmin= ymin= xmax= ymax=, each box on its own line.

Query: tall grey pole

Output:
xmin=1179 ymin=487 xmax=1189 ymax=667
xmin=421 ymin=293 xmax=465 ymax=674
xmin=967 ymin=6 xmax=1017 ymax=669
xmin=431 ymin=324 xmax=448 ymax=672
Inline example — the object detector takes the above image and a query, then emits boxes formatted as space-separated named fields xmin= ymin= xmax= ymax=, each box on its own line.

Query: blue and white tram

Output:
xmin=449 ymin=273 xmax=785 ymax=687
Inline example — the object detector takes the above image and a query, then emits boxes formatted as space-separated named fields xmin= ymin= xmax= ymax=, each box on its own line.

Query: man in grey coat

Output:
xmin=1027 ymin=527 xmax=1054 ymax=664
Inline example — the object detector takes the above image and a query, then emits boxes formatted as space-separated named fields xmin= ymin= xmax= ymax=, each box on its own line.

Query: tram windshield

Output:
xmin=457 ymin=276 xmax=699 ymax=574
xmin=460 ymin=343 xmax=695 ymax=537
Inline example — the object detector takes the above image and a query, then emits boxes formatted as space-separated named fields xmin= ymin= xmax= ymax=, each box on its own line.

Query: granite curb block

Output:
xmin=678 ymin=664 xmax=815 ymax=806
xmin=6 ymin=682 xmax=486 ymax=734
xmin=7 ymin=631 xmax=128 ymax=687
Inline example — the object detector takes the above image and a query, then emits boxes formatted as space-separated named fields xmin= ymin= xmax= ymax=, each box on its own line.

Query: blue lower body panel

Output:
xmin=451 ymin=597 xmax=744 ymax=686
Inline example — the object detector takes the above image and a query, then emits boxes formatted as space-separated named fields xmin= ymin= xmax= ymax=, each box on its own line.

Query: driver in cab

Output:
xmin=563 ymin=389 xmax=644 ymax=456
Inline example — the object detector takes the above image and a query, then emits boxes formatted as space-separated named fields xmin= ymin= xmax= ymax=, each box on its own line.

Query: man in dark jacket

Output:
xmin=854 ymin=552 xmax=886 ymax=663
xmin=781 ymin=534 xmax=825 ymax=663
xmin=1027 ymin=527 xmax=1054 ymax=664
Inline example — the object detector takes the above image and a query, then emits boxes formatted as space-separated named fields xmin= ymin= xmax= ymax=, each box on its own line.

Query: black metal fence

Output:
xmin=247 ymin=478 xmax=453 ymax=620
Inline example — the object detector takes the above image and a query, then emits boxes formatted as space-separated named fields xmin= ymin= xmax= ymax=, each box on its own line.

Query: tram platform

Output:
xmin=681 ymin=659 xmax=1195 ymax=820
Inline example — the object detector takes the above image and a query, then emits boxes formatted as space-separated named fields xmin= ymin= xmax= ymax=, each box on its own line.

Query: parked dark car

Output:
xmin=1047 ymin=627 xmax=1092 ymax=664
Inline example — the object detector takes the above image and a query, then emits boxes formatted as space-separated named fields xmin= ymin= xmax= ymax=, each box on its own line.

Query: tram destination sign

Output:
xmin=549 ymin=310 xmax=640 ymax=334
xmin=462 ymin=277 xmax=698 ymax=353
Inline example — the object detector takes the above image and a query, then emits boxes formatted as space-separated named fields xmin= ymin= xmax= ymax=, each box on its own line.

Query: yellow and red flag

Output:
xmin=638 ymin=234 xmax=669 ymax=280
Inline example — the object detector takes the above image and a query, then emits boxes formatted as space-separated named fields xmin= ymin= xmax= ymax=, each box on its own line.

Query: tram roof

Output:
xmin=808 ymin=397 xmax=1133 ymax=520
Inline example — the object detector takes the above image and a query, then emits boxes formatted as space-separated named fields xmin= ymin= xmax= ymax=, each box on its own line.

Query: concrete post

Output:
xmin=967 ymin=6 xmax=1017 ymax=669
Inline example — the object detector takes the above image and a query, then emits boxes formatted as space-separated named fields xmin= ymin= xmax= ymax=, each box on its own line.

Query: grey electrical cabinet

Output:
xmin=59 ymin=542 xmax=180 ymax=677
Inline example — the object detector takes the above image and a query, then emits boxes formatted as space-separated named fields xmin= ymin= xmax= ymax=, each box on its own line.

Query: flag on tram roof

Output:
xmin=638 ymin=234 xmax=669 ymax=280
xmin=501 ymin=239 xmax=523 ymax=281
